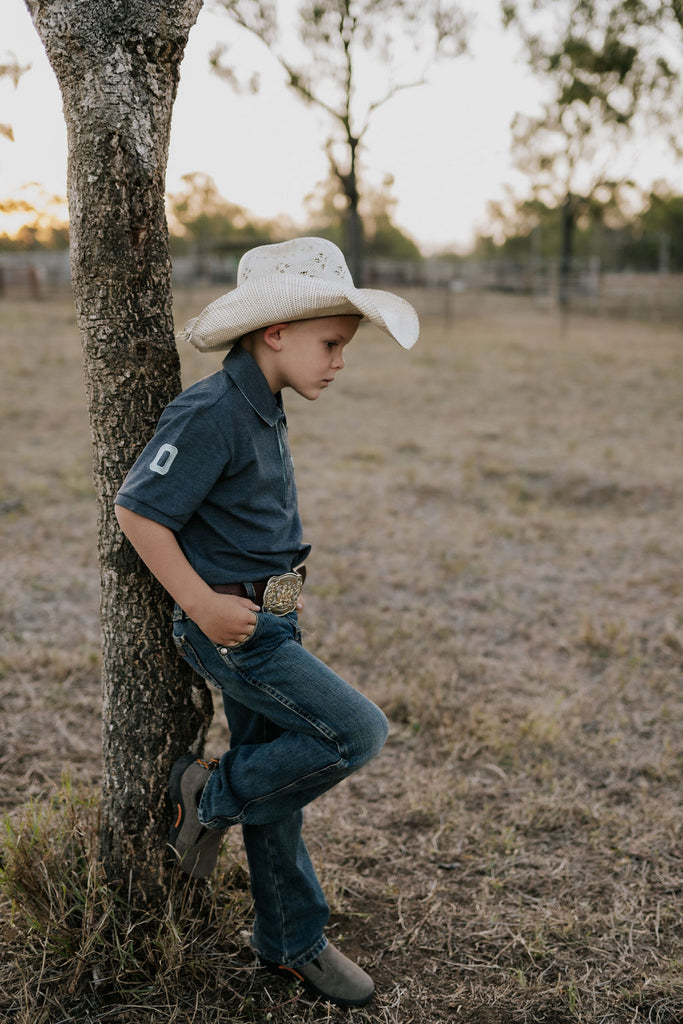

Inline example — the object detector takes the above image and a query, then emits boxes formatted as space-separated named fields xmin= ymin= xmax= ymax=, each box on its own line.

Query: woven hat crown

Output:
xmin=238 ymin=238 xmax=355 ymax=288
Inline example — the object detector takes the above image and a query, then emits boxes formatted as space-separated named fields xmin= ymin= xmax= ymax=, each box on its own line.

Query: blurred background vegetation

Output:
xmin=4 ymin=0 xmax=683 ymax=305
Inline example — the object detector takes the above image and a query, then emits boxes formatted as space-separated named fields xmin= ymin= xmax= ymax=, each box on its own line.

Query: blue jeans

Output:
xmin=172 ymin=605 xmax=389 ymax=967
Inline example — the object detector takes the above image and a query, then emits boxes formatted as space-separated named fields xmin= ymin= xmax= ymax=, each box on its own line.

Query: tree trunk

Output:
xmin=342 ymin=138 xmax=364 ymax=286
xmin=26 ymin=0 xmax=213 ymax=896
xmin=345 ymin=199 xmax=364 ymax=287
xmin=559 ymin=192 xmax=575 ymax=311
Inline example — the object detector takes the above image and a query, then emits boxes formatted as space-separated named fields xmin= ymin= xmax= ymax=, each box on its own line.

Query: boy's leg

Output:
xmin=240 ymin=811 xmax=375 ymax=1005
xmin=241 ymin=811 xmax=329 ymax=966
xmin=234 ymin=733 xmax=375 ymax=1006
xmin=217 ymin=685 xmax=331 ymax=964
xmin=174 ymin=610 xmax=388 ymax=830
xmin=172 ymin=606 xmax=387 ymax=977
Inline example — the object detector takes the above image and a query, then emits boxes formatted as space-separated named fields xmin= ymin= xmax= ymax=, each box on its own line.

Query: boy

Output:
xmin=114 ymin=237 xmax=418 ymax=1007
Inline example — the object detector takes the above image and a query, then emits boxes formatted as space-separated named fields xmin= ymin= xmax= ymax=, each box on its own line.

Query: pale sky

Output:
xmin=1 ymin=0 xmax=680 ymax=253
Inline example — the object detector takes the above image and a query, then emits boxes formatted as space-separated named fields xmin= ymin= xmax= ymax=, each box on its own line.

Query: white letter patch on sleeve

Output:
xmin=149 ymin=443 xmax=178 ymax=476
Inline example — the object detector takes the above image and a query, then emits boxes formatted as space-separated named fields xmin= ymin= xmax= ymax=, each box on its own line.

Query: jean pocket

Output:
xmin=214 ymin=613 xmax=264 ymax=658
xmin=173 ymin=627 xmax=220 ymax=687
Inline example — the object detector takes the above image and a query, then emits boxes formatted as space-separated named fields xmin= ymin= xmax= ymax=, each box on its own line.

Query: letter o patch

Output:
xmin=149 ymin=443 xmax=178 ymax=476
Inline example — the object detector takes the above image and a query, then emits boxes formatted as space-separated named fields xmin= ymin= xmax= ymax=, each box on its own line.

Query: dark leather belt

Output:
xmin=210 ymin=580 xmax=266 ymax=601
xmin=210 ymin=565 xmax=306 ymax=615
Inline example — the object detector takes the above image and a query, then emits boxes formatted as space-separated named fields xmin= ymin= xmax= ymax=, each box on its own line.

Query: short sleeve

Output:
xmin=115 ymin=394 xmax=231 ymax=531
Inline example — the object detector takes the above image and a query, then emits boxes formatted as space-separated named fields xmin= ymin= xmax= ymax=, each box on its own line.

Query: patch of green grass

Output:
xmin=0 ymin=780 xmax=259 ymax=1024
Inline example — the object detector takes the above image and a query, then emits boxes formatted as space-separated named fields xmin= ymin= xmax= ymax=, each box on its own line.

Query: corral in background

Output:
xmin=2 ymin=250 xmax=683 ymax=323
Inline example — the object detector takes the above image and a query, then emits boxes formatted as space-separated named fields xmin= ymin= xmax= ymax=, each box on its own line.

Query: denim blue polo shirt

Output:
xmin=115 ymin=344 xmax=310 ymax=584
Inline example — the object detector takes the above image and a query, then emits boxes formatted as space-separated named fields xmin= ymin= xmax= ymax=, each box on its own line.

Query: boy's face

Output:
xmin=268 ymin=315 xmax=361 ymax=400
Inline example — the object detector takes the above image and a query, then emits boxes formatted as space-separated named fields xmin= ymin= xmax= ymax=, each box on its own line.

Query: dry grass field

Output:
xmin=1 ymin=287 xmax=681 ymax=1023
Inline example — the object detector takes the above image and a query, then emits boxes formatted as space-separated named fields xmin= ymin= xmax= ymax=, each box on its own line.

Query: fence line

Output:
xmin=1 ymin=251 xmax=682 ymax=321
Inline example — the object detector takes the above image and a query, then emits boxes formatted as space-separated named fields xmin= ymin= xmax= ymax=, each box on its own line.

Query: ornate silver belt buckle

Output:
xmin=262 ymin=571 xmax=303 ymax=616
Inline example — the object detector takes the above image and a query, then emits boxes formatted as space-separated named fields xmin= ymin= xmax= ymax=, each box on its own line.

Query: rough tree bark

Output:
xmin=25 ymin=0 xmax=214 ymax=894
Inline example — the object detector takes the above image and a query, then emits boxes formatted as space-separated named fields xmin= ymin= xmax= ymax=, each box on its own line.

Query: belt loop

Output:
xmin=243 ymin=581 xmax=257 ymax=601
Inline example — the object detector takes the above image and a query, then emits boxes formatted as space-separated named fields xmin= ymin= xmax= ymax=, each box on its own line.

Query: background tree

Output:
xmin=167 ymin=170 xmax=278 ymax=269
xmin=0 ymin=183 xmax=69 ymax=249
xmin=649 ymin=1 xmax=683 ymax=156
xmin=469 ymin=179 xmax=683 ymax=275
xmin=1 ymin=51 xmax=31 ymax=244
xmin=303 ymin=169 xmax=422 ymax=259
xmin=0 ymin=51 xmax=30 ymax=141
xmin=502 ymin=0 xmax=674 ymax=309
xmin=25 ymin=0 xmax=214 ymax=895
xmin=623 ymin=185 xmax=683 ymax=271
xmin=211 ymin=0 xmax=469 ymax=283
xmin=473 ymin=184 xmax=638 ymax=267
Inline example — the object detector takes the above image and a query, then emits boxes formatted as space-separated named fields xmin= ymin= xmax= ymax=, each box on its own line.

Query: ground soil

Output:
xmin=1 ymin=289 xmax=681 ymax=1023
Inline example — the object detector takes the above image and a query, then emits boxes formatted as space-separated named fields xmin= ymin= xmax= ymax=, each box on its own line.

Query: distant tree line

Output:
xmin=6 ymin=0 xmax=683 ymax=291
xmin=469 ymin=189 xmax=683 ymax=274
xmin=0 ymin=169 xmax=422 ymax=261
xmin=500 ymin=0 xmax=683 ymax=301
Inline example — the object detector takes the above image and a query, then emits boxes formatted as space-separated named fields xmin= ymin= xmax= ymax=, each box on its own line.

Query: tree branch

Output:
xmin=360 ymin=77 xmax=428 ymax=137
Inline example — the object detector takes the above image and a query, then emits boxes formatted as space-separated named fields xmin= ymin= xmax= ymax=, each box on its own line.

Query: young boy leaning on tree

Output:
xmin=114 ymin=237 xmax=419 ymax=1008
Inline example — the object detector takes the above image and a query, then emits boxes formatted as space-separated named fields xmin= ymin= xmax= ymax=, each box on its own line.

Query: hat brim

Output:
xmin=177 ymin=274 xmax=419 ymax=351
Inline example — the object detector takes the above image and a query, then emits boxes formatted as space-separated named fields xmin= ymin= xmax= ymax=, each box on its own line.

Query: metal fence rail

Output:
xmin=1 ymin=251 xmax=682 ymax=321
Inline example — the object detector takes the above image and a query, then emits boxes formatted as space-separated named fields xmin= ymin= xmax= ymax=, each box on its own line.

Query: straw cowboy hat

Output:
xmin=177 ymin=237 xmax=419 ymax=352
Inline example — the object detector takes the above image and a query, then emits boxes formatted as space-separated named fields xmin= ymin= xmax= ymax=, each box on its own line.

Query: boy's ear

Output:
xmin=263 ymin=323 xmax=289 ymax=352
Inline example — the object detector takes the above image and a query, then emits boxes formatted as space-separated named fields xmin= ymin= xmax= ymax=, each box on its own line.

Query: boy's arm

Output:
xmin=114 ymin=505 xmax=259 ymax=646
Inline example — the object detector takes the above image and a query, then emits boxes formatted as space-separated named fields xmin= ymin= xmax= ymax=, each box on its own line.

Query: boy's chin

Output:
xmin=294 ymin=385 xmax=324 ymax=401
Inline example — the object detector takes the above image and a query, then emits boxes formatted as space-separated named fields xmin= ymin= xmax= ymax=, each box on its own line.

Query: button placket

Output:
xmin=276 ymin=418 xmax=294 ymax=505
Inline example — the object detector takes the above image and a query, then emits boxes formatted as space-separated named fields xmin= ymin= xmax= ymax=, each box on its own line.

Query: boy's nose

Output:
xmin=332 ymin=352 xmax=345 ymax=370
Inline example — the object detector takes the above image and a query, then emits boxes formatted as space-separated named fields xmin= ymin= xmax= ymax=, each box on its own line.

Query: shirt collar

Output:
xmin=222 ymin=344 xmax=284 ymax=426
